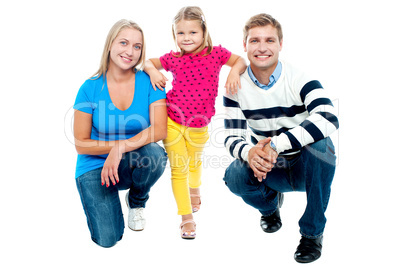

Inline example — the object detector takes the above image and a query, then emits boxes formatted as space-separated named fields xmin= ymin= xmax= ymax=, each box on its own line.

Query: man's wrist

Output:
xmin=245 ymin=146 xmax=255 ymax=163
xmin=269 ymin=141 xmax=278 ymax=154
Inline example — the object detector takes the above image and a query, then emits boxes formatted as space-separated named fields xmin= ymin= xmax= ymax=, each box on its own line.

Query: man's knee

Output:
xmin=223 ymin=160 xmax=250 ymax=195
xmin=304 ymin=138 xmax=336 ymax=166
xmin=306 ymin=138 xmax=335 ymax=154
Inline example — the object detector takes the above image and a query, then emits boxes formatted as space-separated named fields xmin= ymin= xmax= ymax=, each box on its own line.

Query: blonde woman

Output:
xmin=74 ymin=19 xmax=167 ymax=247
xmin=144 ymin=6 xmax=247 ymax=239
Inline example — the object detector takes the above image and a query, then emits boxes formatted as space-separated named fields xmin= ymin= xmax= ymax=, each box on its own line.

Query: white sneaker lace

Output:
xmin=133 ymin=208 xmax=144 ymax=221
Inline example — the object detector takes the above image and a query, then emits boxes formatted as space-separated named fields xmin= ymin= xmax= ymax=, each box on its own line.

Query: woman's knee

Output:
xmin=136 ymin=142 xmax=166 ymax=158
xmin=127 ymin=143 xmax=167 ymax=173
xmin=92 ymin=233 xmax=122 ymax=248
xmin=87 ymin=207 xmax=124 ymax=248
xmin=76 ymin=171 xmax=125 ymax=248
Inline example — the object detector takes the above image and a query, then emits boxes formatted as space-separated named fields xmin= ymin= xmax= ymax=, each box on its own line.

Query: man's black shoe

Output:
xmin=277 ymin=192 xmax=284 ymax=208
xmin=294 ymin=236 xmax=323 ymax=263
xmin=260 ymin=209 xmax=282 ymax=233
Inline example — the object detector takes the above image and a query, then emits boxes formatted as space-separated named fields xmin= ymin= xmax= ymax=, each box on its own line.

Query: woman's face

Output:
xmin=109 ymin=28 xmax=143 ymax=71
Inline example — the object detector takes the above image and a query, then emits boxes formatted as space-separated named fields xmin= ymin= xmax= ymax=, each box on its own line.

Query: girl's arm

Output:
xmin=224 ymin=54 xmax=247 ymax=95
xmin=74 ymin=99 xmax=167 ymax=187
xmin=144 ymin=58 xmax=168 ymax=91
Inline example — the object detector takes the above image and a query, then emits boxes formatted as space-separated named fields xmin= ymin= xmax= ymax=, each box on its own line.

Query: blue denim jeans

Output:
xmin=223 ymin=138 xmax=336 ymax=238
xmin=76 ymin=143 xmax=167 ymax=247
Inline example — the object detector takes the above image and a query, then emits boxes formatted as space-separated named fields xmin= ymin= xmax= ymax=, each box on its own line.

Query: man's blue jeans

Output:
xmin=76 ymin=143 xmax=167 ymax=248
xmin=223 ymin=138 xmax=336 ymax=238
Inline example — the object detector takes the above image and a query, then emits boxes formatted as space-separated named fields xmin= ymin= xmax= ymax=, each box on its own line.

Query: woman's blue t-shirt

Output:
xmin=73 ymin=71 xmax=166 ymax=178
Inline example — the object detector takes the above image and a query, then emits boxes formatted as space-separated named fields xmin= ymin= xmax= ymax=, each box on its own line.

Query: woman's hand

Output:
xmin=101 ymin=142 xmax=124 ymax=187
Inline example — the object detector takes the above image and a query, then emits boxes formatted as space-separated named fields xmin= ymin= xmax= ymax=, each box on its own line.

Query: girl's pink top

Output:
xmin=160 ymin=45 xmax=231 ymax=128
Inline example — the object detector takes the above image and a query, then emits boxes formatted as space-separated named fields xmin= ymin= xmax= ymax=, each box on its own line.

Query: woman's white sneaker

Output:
xmin=125 ymin=192 xmax=146 ymax=231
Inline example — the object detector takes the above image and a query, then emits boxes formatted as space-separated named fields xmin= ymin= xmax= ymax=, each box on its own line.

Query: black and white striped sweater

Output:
xmin=224 ymin=61 xmax=339 ymax=162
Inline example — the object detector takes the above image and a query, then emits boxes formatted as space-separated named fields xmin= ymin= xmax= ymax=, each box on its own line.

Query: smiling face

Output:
xmin=174 ymin=19 xmax=204 ymax=54
xmin=109 ymin=28 xmax=143 ymax=72
xmin=244 ymin=25 xmax=282 ymax=75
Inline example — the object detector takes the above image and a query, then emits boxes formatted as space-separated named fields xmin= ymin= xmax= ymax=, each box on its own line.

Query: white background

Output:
xmin=1 ymin=0 xmax=401 ymax=266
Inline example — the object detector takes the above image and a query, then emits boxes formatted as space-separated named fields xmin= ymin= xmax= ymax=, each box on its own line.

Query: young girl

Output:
xmin=144 ymin=6 xmax=246 ymax=239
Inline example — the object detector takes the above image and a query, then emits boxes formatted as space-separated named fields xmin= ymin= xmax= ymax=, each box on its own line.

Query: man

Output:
xmin=223 ymin=13 xmax=339 ymax=263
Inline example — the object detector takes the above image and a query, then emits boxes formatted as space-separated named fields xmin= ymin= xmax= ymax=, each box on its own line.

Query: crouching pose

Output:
xmin=73 ymin=19 xmax=167 ymax=247
xmin=223 ymin=13 xmax=339 ymax=263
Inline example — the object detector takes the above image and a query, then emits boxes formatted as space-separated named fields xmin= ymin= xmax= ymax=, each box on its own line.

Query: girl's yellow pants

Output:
xmin=163 ymin=117 xmax=209 ymax=215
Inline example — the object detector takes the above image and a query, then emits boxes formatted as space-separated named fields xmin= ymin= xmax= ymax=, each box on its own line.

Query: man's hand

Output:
xmin=263 ymin=140 xmax=279 ymax=166
xmin=248 ymin=137 xmax=277 ymax=182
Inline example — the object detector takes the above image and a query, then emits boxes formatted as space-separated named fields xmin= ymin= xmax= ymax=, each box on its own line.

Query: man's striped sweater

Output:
xmin=224 ymin=61 xmax=339 ymax=162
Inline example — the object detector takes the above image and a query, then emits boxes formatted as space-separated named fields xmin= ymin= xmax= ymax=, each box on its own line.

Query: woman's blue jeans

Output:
xmin=223 ymin=138 xmax=336 ymax=238
xmin=76 ymin=143 xmax=167 ymax=248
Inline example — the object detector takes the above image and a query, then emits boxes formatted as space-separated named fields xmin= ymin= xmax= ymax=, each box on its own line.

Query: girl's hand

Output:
xmin=150 ymin=70 xmax=168 ymax=91
xmin=101 ymin=142 xmax=124 ymax=187
xmin=224 ymin=54 xmax=246 ymax=95
xmin=225 ymin=70 xmax=242 ymax=95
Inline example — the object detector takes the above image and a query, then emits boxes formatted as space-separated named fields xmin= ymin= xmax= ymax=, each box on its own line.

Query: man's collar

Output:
xmin=247 ymin=61 xmax=282 ymax=90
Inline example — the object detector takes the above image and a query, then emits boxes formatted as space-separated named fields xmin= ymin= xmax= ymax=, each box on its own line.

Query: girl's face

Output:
xmin=174 ymin=19 xmax=204 ymax=54
xmin=109 ymin=28 xmax=143 ymax=71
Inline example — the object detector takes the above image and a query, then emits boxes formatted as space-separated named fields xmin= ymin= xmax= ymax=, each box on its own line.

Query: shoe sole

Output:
xmin=181 ymin=237 xmax=196 ymax=240
xmin=294 ymin=256 xmax=320 ymax=264
xmin=129 ymin=226 xmax=144 ymax=232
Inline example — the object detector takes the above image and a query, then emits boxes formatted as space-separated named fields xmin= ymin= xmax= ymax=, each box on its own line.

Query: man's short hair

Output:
xmin=243 ymin=13 xmax=283 ymax=43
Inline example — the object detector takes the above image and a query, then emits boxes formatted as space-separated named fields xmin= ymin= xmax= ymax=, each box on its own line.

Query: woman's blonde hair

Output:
xmin=172 ymin=6 xmax=213 ymax=57
xmin=92 ymin=19 xmax=146 ymax=79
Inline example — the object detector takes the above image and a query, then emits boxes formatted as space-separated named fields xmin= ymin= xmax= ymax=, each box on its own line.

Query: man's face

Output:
xmin=244 ymin=25 xmax=282 ymax=73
